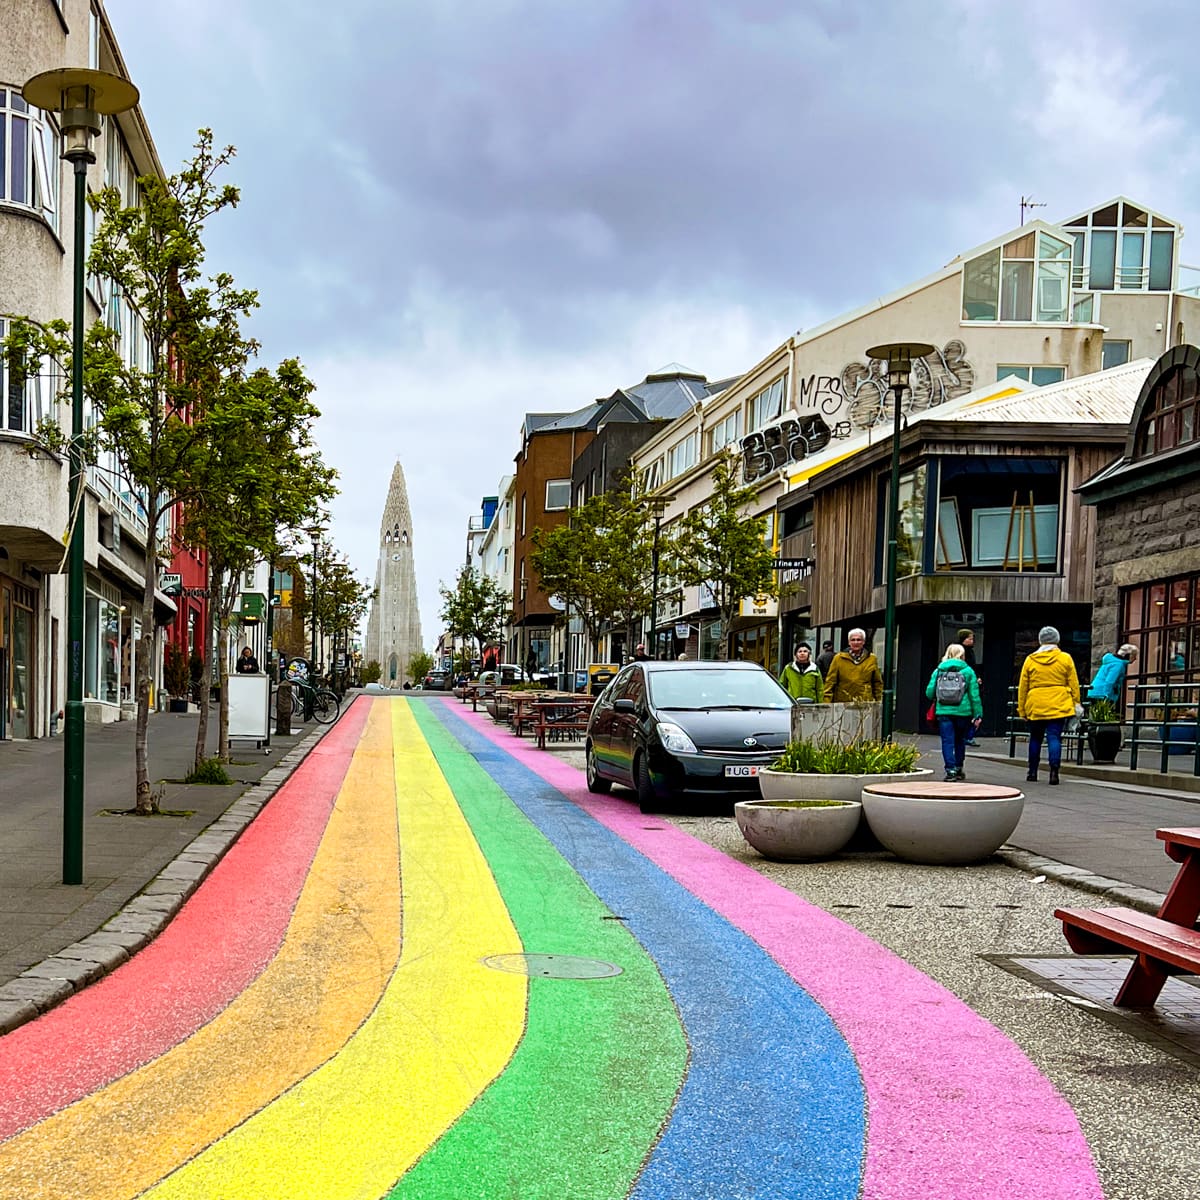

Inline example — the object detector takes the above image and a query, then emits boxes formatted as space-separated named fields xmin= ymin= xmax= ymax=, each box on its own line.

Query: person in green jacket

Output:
xmin=925 ymin=642 xmax=983 ymax=781
xmin=779 ymin=643 xmax=823 ymax=703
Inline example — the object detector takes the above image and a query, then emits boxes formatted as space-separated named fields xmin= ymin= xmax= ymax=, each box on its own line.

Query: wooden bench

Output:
xmin=1056 ymin=826 xmax=1200 ymax=1007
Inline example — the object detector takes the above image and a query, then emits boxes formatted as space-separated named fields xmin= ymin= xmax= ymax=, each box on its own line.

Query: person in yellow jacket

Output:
xmin=823 ymin=628 xmax=883 ymax=703
xmin=1017 ymin=625 xmax=1080 ymax=785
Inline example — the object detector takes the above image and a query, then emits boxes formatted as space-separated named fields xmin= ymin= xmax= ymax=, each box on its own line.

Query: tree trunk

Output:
xmin=134 ymin=499 xmax=159 ymax=814
xmin=193 ymin=557 xmax=214 ymax=772
xmin=216 ymin=571 xmax=233 ymax=761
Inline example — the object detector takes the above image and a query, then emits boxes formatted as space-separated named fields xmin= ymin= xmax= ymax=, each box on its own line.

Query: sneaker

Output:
xmin=944 ymin=769 xmax=961 ymax=782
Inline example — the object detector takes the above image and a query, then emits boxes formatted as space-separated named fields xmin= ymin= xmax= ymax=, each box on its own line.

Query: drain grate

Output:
xmin=482 ymin=953 xmax=623 ymax=979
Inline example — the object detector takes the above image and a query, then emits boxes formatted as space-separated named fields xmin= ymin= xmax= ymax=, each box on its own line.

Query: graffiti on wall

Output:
xmin=739 ymin=340 xmax=975 ymax=482
xmin=841 ymin=339 xmax=974 ymax=430
xmin=740 ymin=413 xmax=838 ymax=483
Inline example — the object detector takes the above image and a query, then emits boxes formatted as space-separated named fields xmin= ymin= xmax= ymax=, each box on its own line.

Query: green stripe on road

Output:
xmin=395 ymin=704 xmax=687 ymax=1200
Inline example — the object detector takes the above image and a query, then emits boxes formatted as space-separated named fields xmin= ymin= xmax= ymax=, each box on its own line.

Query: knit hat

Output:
xmin=956 ymin=628 xmax=973 ymax=642
xmin=1038 ymin=625 xmax=1060 ymax=645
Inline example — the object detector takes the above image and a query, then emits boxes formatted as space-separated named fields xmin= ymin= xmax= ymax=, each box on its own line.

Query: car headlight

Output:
xmin=657 ymin=722 xmax=697 ymax=754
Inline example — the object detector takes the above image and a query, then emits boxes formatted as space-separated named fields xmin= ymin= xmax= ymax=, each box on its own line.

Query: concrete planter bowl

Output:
xmin=861 ymin=780 xmax=1025 ymax=865
xmin=734 ymin=799 xmax=863 ymax=861
xmin=757 ymin=768 xmax=933 ymax=803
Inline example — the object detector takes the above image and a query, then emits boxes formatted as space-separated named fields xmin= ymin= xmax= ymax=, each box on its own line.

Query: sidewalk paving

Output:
xmin=0 ymin=705 xmax=333 ymax=1026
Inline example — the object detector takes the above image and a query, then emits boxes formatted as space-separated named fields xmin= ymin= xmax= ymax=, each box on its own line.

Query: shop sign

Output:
xmin=738 ymin=594 xmax=778 ymax=619
xmin=161 ymin=573 xmax=182 ymax=596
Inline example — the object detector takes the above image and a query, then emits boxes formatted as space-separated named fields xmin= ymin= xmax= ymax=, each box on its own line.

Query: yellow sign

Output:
xmin=739 ymin=594 xmax=778 ymax=619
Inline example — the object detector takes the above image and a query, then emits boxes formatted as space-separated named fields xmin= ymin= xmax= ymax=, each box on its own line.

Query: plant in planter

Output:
xmin=164 ymin=643 xmax=191 ymax=713
xmin=1086 ymin=698 xmax=1124 ymax=764
xmin=757 ymin=737 xmax=925 ymax=801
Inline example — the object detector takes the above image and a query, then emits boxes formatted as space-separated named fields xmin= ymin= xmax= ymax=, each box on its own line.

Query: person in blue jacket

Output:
xmin=1087 ymin=643 xmax=1138 ymax=705
xmin=925 ymin=642 xmax=983 ymax=782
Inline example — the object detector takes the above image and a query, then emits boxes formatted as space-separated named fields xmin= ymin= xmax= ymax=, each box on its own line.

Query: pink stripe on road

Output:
xmin=0 ymin=699 xmax=371 ymax=1139
xmin=444 ymin=699 xmax=1103 ymax=1200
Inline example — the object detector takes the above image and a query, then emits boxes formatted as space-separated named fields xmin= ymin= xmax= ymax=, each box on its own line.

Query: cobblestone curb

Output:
xmin=0 ymin=719 xmax=335 ymax=1036
xmin=997 ymin=846 xmax=1166 ymax=914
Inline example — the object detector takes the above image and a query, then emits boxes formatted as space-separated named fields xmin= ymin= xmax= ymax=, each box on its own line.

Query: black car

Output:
xmin=585 ymin=660 xmax=794 ymax=810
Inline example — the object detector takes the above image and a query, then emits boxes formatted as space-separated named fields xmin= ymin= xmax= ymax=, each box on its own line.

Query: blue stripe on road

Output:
xmin=431 ymin=704 xmax=866 ymax=1200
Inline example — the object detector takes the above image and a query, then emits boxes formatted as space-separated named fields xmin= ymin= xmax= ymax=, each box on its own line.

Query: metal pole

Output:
xmin=63 ymin=152 xmax=89 ymax=885
xmin=649 ymin=512 xmax=661 ymax=659
xmin=263 ymin=563 xmax=275 ymax=749
xmin=882 ymin=381 xmax=903 ymax=741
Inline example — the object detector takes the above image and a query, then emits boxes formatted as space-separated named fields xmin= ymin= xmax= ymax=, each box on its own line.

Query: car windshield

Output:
xmin=648 ymin=667 xmax=792 ymax=711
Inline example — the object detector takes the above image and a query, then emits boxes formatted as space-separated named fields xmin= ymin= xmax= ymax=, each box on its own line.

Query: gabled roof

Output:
xmin=1057 ymin=195 xmax=1181 ymax=232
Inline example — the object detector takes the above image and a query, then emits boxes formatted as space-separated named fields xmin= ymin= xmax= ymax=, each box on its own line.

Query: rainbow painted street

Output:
xmin=0 ymin=697 xmax=1102 ymax=1199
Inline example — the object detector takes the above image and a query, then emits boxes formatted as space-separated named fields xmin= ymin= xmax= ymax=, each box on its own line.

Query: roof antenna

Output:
xmin=1020 ymin=195 xmax=1047 ymax=226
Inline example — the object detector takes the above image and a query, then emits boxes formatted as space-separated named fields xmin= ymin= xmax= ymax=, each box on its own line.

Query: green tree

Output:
xmin=408 ymin=651 xmax=434 ymax=684
xmin=439 ymin=566 xmax=509 ymax=660
xmin=361 ymin=660 xmax=383 ymax=685
xmin=178 ymin=362 xmax=336 ymax=765
xmin=4 ymin=132 xmax=266 ymax=812
xmin=529 ymin=485 xmax=654 ymax=659
xmin=668 ymin=450 xmax=777 ymax=659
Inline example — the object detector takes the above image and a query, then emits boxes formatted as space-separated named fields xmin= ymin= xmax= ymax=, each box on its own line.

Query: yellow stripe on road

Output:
xmin=0 ymin=700 xmax=402 ymax=1200
xmin=141 ymin=699 xmax=526 ymax=1200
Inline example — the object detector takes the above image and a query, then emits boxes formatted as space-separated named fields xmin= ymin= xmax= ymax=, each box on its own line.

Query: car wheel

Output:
xmin=585 ymin=743 xmax=611 ymax=794
xmin=635 ymin=752 xmax=660 ymax=812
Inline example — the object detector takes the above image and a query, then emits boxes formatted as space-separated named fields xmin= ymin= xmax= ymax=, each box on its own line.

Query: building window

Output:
xmin=996 ymin=364 xmax=1067 ymax=386
xmin=520 ymin=494 xmax=526 ymax=537
xmin=545 ymin=479 xmax=570 ymax=511
xmin=962 ymin=230 xmax=1072 ymax=323
xmin=667 ymin=431 xmax=698 ymax=479
xmin=709 ymin=409 xmax=741 ymax=455
xmin=0 ymin=318 xmax=54 ymax=434
xmin=1133 ymin=360 xmax=1200 ymax=458
xmin=1065 ymin=200 xmax=1176 ymax=293
xmin=1102 ymin=340 xmax=1131 ymax=371
xmin=748 ymin=375 xmax=787 ymax=431
xmin=1121 ymin=574 xmax=1200 ymax=684
xmin=880 ymin=465 xmax=927 ymax=580
xmin=934 ymin=457 xmax=1062 ymax=573
xmin=1 ymin=89 xmax=60 ymax=232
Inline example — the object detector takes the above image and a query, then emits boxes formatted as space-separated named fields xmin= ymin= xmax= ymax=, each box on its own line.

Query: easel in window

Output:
xmin=1003 ymin=491 xmax=1038 ymax=571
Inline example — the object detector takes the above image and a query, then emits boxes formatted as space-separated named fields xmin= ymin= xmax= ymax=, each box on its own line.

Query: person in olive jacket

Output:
xmin=925 ymin=643 xmax=982 ymax=781
xmin=1017 ymin=625 xmax=1081 ymax=785
xmin=779 ymin=643 xmax=823 ymax=703
xmin=823 ymin=629 xmax=883 ymax=703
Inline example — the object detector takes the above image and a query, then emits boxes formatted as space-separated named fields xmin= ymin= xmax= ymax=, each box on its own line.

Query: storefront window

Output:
xmin=935 ymin=457 xmax=1062 ymax=573
xmin=84 ymin=593 xmax=121 ymax=703
xmin=699 ymin=618 xmax=724 ymax=661
xmin=1121 ymin=571 xmax=1200 ymax=682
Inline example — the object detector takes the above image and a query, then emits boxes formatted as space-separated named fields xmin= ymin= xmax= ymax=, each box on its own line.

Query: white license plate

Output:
xmin=724 ymin=764 xmax=760 ymax=777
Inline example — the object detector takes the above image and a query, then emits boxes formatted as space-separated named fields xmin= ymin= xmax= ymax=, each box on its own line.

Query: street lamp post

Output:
xmin=864 ymin=342 xmax=934 ymax=741
xmin=23 ymin=69 xmax=139 ymax=885
xmin=647 ymin=498 xmax=667 ymax=660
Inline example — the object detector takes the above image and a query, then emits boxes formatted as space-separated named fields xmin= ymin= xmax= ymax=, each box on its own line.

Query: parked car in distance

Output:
xmin=585 ymin=660 xmax=794 ymax=811
xmin=423 ymin=670 xmax=451 ymax=691
xmin=475 ymin=664 xmax=528 ymax=691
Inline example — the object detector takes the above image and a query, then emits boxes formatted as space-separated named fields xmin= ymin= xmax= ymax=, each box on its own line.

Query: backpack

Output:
xmin=934 ymin=667 xmax=967 ymax=706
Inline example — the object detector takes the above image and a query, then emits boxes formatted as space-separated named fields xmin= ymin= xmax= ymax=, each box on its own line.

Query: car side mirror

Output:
xmin=614 ymin=698 xmax=636 ymax=713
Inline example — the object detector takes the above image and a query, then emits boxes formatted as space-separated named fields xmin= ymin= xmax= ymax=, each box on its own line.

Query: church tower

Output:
xmin=365 ymin=461 xmax=423 ymax=683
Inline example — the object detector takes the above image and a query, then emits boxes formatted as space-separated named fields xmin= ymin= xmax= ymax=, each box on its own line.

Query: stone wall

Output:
xmin=1092 ymin=477 xmax=1200 ymax=652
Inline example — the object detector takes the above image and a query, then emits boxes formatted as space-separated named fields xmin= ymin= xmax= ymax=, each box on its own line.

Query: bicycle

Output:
xmin=274 ymin=676 xmax=340 ymax=724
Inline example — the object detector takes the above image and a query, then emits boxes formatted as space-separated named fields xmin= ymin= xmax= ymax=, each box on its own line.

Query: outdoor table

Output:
xmin=1056 ymin=826 xmax=1200 ymax=1006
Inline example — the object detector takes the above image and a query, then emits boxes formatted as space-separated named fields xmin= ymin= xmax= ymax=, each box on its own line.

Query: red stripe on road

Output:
xmin=0 ymin=699 xmax=369 ymax=1139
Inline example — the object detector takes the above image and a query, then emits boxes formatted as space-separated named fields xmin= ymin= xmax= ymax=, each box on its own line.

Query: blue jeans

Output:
xmin=938 ymin=715 xmax=972 ymax=771
xmin=1028 ymin=718 xmax=1065 ymax=770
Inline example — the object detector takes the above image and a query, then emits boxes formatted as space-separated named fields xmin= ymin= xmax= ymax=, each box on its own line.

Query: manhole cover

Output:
xmin=481 ymin=953 xmax=623 ymax=979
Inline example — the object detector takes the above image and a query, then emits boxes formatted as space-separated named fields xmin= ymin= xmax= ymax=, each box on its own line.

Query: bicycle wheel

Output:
xmin=311 ymin=689 xmax=340 ymax=724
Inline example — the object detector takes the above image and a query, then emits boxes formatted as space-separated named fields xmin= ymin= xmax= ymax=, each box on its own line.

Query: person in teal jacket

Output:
xmin=779 ymin=643 xmax=823 ymax=703
xmin=925 ymin=642 xmax=983 ymax=781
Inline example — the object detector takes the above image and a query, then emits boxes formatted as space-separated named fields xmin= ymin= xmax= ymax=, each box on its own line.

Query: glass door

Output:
xmin=11 ymin=604 xmax=31 ymax=739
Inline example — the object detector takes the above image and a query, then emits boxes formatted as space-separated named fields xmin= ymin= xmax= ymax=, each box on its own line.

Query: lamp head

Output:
xmin=23 ymin=68 xmax=139 ymax=160
xmin=865 ymin=342 xmax=936 ymax=390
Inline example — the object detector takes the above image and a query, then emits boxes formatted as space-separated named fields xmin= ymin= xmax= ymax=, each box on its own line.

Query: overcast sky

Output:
xmin=106 ymin=0 xmax=1200 ymax=645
